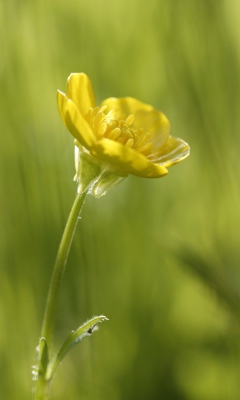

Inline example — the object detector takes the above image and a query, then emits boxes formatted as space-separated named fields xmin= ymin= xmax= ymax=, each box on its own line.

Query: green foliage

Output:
xmin=1 ymin=0 xmax=240 ymax=399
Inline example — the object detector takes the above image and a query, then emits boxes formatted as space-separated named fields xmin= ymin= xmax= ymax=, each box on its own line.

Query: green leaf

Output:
xmin=32 ymin=337 xmax=49 ymax=381
xmin=46 ymin=315 xmax=108 ymax=380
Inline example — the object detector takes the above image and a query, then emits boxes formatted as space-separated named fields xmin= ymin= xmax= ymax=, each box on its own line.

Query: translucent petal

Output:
xmin=66 ymin=73 xmax=96 ymax=115
xmin=149 ymin=137 xmax=190 ymax=167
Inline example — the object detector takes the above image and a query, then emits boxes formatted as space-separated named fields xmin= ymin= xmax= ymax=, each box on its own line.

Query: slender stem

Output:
xmin=41 ymin=191 xmax=87 ymax=346
xmin=33 ymin=191 xmax=87 ymax=400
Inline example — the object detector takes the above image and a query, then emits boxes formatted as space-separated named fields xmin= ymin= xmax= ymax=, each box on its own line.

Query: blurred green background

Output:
xmin=1 ymin=0 xmax=240 ymax=399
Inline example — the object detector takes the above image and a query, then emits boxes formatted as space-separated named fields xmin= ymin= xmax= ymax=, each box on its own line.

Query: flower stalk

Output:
xmin=33 ymin=191 xmax=87 ymax=400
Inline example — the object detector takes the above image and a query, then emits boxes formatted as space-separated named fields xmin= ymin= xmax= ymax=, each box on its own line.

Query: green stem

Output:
xmin=33 ymin=191 xmax=87 ymax=400
xmin=41 ymin=191 xmax=87 ymax=345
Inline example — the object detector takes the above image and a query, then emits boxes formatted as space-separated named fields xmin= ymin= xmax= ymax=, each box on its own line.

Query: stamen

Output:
xmin=125 ymin=138 xmax=134 ymax=147
xmin=96 ymin=122 xmax=108 ymax=139
xmin=107 ymin=128 xmax=121 ymax=140
xmin=120 ymin=132 xmax=132 ymax=144
xmin=106 ymin=119 xmax=118 ymax=129
xmin=137 ymin=142 xmax=153 ymax=154
xmin=91 ymin=107 xmax=100 ymax=119
xmin=135 ymin=132 xmax=151 ymax=148
xmin=94 ymin=110 xmax=105 ymax=129
xmin=99 ymin=105 xmax=108 ymax=113
xmin=125 ymin=114 xmax=135 ymax=126
xmin=92 ymin=107 xmax=100 ymax=117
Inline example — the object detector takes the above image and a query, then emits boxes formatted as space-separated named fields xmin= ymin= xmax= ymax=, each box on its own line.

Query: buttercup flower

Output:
xmin=57 ymin=73 xmax=190 ymax=197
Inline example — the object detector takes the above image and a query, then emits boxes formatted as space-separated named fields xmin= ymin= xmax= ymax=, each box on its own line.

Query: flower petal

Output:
xmin=57 ymin=90 xmax=95 ymax=149
xmin=101 ymin=97 xmax=170 ymax=146
xmin=92 ymin=139 xmax=168 ymax=178
xmin=66 ymin=73 xmax=96 ymax=115
xmin=149 ymin=136 xmax=190 ymax=167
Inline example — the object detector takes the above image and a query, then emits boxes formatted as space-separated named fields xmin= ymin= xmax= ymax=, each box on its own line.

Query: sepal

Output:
xmin=91 ymin=170 xmax=127 ymax=198
xmin=74 ymin=143 xmax=128 ymax=198
xmin=74 ymin=145 xmax=102 ymax=194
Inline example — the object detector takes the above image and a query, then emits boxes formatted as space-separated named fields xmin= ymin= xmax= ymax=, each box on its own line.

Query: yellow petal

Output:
xmin=92 ymin=139 xmax=168 ymax=178
xmin=57 ymin=90 xmax=95 ymax=149
xmin=101 ymin=97 xmax=170 ymax=146
xmin=66 ymin=73 xmax=96 ymax=115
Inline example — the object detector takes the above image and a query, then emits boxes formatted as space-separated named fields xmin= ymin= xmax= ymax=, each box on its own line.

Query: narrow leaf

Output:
xmin=46 ymin=315 xmax=108 ymax=379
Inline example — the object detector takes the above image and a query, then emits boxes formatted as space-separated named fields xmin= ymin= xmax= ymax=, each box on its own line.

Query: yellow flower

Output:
xmin=57 ymin=73 xmax=190 ymax=197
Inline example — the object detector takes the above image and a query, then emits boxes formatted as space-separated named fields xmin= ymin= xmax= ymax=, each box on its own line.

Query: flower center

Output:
xmin=85 ymin=106 xmax=153 ymax=155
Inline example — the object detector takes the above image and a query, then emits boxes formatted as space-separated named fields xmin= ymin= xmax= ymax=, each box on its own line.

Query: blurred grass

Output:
xmin=1 ymin=0 xmax=240 ymax=399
